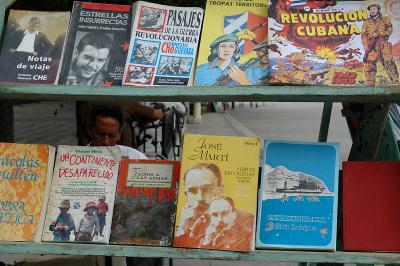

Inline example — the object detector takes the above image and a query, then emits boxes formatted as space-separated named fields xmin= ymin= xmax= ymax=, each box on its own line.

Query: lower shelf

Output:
xmin=0 ymin=242 xmax=399 ymax=264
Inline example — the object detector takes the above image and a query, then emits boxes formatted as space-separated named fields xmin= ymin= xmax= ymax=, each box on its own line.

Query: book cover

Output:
xmin=256 ymin=140 xmax=339 ymax=250
xmin=194 ymin=0 xmax=268 ymax=86
xmin=57 ymin=2 xmax=132 ymax=86
xmin=173 ymin=134 xmax=260 ymax=252
xmin=0 ymin=10 xmax=70 ymax=84
xmin=268 ymin=0 xmax=400 ymax=86
xmin=123 ymin=1 xmax=203 ymax=86
xmin=110 ymin=159 xmax=180 ymax=246
xmin=41 ymin=145 xmax=121 ymax=244
xmin=0 ymin=142 xmax=55 ymax=242
xmin=343 ymin=161 xmax=400 ymax=252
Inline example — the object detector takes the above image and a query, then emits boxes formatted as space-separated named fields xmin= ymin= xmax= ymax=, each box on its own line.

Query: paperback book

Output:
xmin=0 ymin=10 xmax=70 ymax=84
xmin=0 ymin=142 xmax=55 ymax=242
xmin=123 ymin=1 xmax=204 ymax=86
xmin=57 ymin=2 xmax=132 ymax=86
xmin=268 ymin=0 xmax=400 ymax=86
xmin=343 ymin=161 xmax=400 ymax=252
xmin=256 ymin=140 xmax=339 ymax=250
xmin=41 ymin=145 xmax=120 ymax=243
xmin=110 ymin=159 xmax=180 ymax=246
xmin=174 ymin=134 xmax=260 ymax=252
xmin=194 ymin=0 xmax=268 ymax=86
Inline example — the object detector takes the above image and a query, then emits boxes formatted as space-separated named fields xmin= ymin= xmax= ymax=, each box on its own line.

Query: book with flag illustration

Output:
xmin=0 ymin=10 xmax=70 ymax=84
xmin=194 ymin=0 xmax=268 ymax=86
xmin=343 ymin=161 xmax=400 ymax=252
xmin=256 ymin=140 xmax=339 ymax=250
xmin=268 ymin=0 xmax=400 ymax=86
xmin=41 ymin=145 xmax=120 ymax=244
xmin=0 ymin=142 xmax=55 ymax=242
xmin=110 ymin=159 xmax=180 ymax=246
xmin=122 ymin=1 xmax=204 ymax=86
xmin=56 ymin=1 xmax=132 ymax=86
xmin=173 ymin=134 xmax=260 ymax=252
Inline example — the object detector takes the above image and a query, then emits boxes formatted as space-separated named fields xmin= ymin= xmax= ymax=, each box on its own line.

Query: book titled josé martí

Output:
xmin=0 ymin=10 xmax=70 ymax=84
xmin=41 ymin=145 xmax=121 ymax=244
xmin=123 ymin=1 xmax=204 ymax=86
xmin=268 ymin=0 xmax=400 ymax=86
xmin=256 ymin=140 xmax=339 ymax=250
xmin=174 ymin=134 xmax=260 ymax=252
xmin=57 ymin=2 xmax=132 ymax=86
xmin=110 ymin=159 xmax=180 ymax=246
xmin=0 ymin=142 xmax=55 ymax=242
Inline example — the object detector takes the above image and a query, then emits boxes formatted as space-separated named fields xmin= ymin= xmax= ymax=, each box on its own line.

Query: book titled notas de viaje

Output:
xmin=57 ymin=2 xmax=132 ymax=86
xmin=41 ymin=145 xmax=121 ymax=244
xmin=123 ymin=1 xmax=203 ymax=86
xmin=268 ymin=0 xmax=400 ymax=86
xmin=256 ymin=140 xmax=339 ymax=250
xmin=110 ymin=159 xmax=180 ymax=246
xmin=0 ymin=142 xmax=55 ymax=242
xmin=0 ymin=10 xmax=70 ymax=84
xmin=174 ymin=134 xmax=260 ymax=252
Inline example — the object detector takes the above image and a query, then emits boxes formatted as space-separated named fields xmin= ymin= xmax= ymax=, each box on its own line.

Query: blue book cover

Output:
xmin=256 ymin=140 xmax=339 ymax=250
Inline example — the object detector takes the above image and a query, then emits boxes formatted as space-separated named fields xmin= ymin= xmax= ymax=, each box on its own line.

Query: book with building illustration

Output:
xmin=0 ymin=142 xmax=55 ymax=242
xmin=343 ymin=161 xmax=400 ymax=252
xmin=41 ymin=145 xmax=120 ymax=244
xmin=56 ymin=1 xmax=132 ymax=86
xmin=256 ymin=140 xmax=339 ymax=250
xmin=110 ymin=159 xmax=180 ymax=246
xmin=0 ymin=10 xmax=70 ymax=84
xmin=122 ymin=1 xmax=204 ymax=86
xmin=173 ymin=134 xmax=260 ymax=252
xmin=268 ymin=0 xmax=400 ymax=86
xmin=194 ymin=0 xmax=268 ymax=86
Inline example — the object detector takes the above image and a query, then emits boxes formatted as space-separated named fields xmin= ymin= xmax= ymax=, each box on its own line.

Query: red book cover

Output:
xmin=342 ymin=161 xmax=400 ymax=252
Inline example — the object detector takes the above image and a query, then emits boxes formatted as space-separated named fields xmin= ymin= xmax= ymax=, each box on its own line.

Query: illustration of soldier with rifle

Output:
xmin=361 ymin=3 xmax=399 ymax=86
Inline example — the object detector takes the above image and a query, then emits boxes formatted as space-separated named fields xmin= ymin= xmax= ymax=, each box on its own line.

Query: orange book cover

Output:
xmin=173 ymin=134 xmax=260 ymax=252
xmin=0 ymin=142 xmax=55 ymax=241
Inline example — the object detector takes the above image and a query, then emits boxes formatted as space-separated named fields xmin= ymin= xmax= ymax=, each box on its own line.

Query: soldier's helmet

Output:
xmin=367 ymin=4 xmax=381 ymax=10
xmin=58 ymin=199 xmax=70 ymax=209
xmin=252 ymin=41 xmax=268 ymax=51
xmin=208 ymin=34 xmax=240 ymax=62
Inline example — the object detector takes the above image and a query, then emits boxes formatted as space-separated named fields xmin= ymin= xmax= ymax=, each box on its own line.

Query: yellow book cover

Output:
xmin=194 ymin=0 xmax=268 ymax=86
xmin=174 ymin=134 xmax=260 ymax=251
xmin=0 ymin=142 xmax=55 ymax=242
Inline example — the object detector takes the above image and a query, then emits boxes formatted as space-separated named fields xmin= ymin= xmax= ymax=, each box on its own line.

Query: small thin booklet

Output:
xmin=41 ymin=145 xmax=121 ymax=244
xmin=256 ymin=140 xmax=339 ymax=250
xmin=110 ymin=159 xmax=180 ymax=246
xmin=0 ymin=142 xmax=55 ymax=242
xmin=123 ymin=1 xmax=204 ymax=86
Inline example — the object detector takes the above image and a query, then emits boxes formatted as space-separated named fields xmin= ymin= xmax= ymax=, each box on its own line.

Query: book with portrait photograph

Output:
xmin=0 ymin=142 xmax=55 ymax=242
xmin=110 ymin=159 xmax=180 ymax=246
xmin=343 ymin=161 xmax=400 ymax=252
xmin=256 ymin=140 xmax=339 ymax=250
xmin=0 ymin=10 xmax=70 ymax=84
xmin=41 ymin=145 xmax=121 ymax=244
xmin=122 ymin=1 xmax=204 ymax=86
xmin=194 ymin=0 xmax=269 ymax=86
xmin=56 ymin=1 xmax=132 ymax=86
xmin=268 ymin=0 xmax=400 ymax=86
xmin=173 ymin=134 xmax=260 ymax=252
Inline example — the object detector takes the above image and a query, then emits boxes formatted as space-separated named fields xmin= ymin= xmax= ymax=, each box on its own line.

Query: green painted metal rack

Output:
xmin=0 ymin=0 xmax=400 ymax=264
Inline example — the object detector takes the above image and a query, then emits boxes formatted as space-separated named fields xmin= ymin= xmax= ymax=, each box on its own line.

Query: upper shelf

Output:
xmin=0 ymin=84 xmax=400 ymax=102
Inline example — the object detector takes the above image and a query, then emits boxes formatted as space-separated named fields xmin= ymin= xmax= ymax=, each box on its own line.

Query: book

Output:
xmin=256 ymin=140 xmax=339 ymax=250
xmin=268 ymin=0 xmax=400 ymax=86
xmin=0 ymin=142 xmax=55 ymax=242
xmin=122 ymin=1 xmax=204 ymax=86
xmin=56 ymin=2 xmax=132 ymax=86
xmin=0 ymin=10 xmax=70 ymax=84
xmin=173 ymin=134 xmax=260 ymax=252
xmin=110 ymin=159 xmax=180 ymax=246
xmin=41 ymin=145 xmax=121 ymax=244
xmin=193 ymin=0 xmax=268 ymax=86
xmin=342 ymin=161 xmax=400 ymax=252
